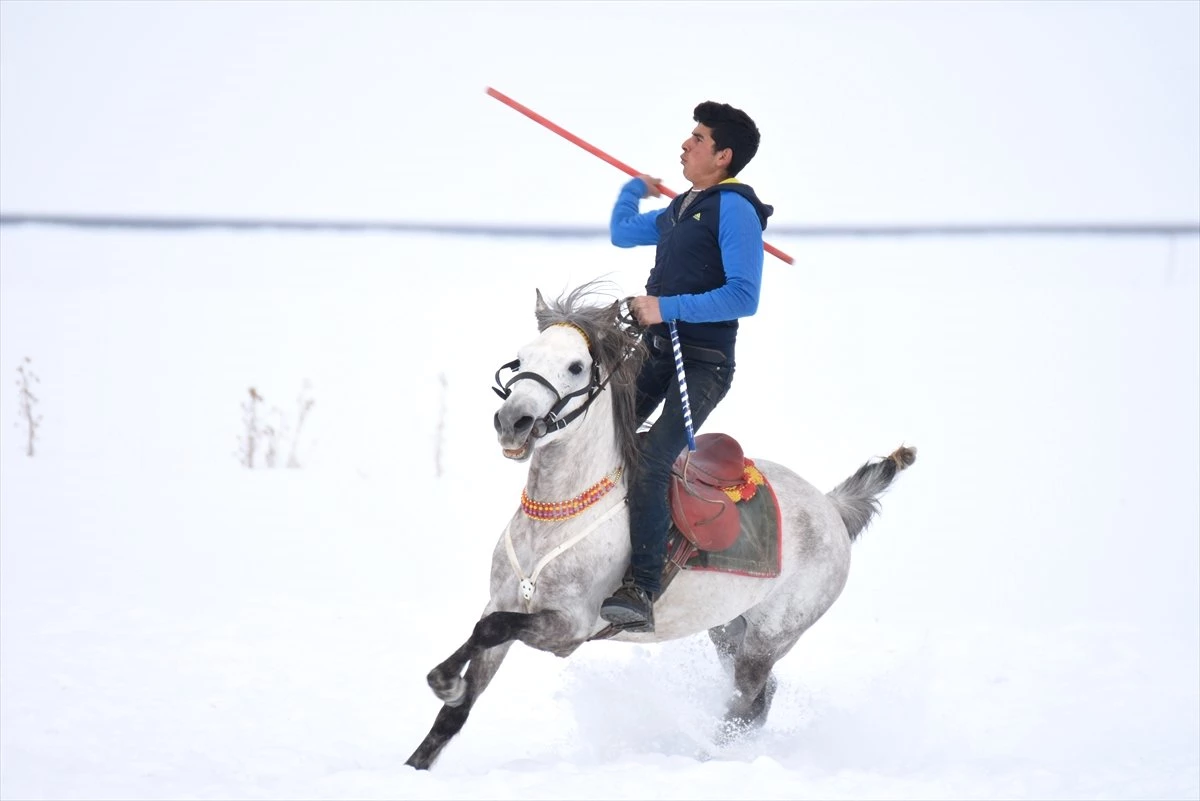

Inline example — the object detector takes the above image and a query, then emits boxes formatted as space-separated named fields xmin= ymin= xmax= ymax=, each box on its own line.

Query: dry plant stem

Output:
xmin=16 ymin=357 xmax=41 ymax=458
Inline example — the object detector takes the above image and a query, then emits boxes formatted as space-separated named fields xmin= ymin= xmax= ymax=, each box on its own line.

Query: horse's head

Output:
xmin=492 ymin=284 xmax=647 ymax=466
xmin=492 ymin=294 xmax=603 ymax=461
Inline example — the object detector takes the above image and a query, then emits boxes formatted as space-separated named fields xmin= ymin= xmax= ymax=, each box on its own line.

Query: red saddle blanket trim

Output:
xmin=669 ymin=433 xmax=765 ymax=552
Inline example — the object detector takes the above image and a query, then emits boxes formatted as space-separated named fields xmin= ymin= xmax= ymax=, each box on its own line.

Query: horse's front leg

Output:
xmin=407 ymin=608 xmax=579 ymax=771
xmin=406 ymin=639 xmax=513 ymax=770
xmin=425 ymin=608 xmax=577 ymax=705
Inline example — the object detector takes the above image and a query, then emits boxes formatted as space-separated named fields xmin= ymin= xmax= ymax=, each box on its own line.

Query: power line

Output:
xmin=0 ymin=213 xmax=1197 ymax=239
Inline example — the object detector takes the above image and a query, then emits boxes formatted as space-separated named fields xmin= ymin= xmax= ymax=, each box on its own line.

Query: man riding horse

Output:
xmin=602 ymin=100 xmax=774 ymax=632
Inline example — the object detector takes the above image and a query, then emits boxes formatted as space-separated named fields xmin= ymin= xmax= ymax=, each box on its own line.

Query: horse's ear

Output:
xmin=535 ymin=288 xmax=548 ymax=315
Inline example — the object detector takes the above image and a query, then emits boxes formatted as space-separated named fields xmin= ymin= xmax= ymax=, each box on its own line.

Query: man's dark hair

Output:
xmin=693 ymin=101 xmax=761 ymax=177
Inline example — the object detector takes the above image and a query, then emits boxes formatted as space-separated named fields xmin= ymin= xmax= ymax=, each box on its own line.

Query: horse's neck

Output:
xmin=524 ymin=394 xmax=622 ymax=502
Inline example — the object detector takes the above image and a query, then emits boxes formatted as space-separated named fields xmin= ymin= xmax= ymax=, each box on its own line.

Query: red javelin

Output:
xmin=486 ymin=87 xmax=794 ymax=266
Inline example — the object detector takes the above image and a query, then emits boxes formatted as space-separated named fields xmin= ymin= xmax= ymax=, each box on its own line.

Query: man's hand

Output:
xmin=636 ymin=174 xmax=663 ymax=198
xmin=630 ymin=295 xmax=663 ymax=326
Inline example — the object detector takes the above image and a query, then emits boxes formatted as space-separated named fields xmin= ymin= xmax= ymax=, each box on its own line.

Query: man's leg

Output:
xmin=632 ymin=340 xmax=673 ymax=426
xmin=629 ymin=358 xmax=734 ymax=595
xmin=602 ymin=358 xmax=735 ymax=629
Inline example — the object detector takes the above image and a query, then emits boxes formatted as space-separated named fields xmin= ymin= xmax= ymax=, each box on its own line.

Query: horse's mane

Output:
xmin=533 ymin=281 xmax=648 ymax=475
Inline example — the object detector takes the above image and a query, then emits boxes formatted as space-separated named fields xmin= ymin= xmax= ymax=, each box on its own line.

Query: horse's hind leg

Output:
xmin=727 ymin=663 xmax=779 ymax=733
xmin=405 ymin=641 xmax=512 ymax=770
xmin=709 ymin=615 xmax=783 ymax=736
xmin=720 ymin=621 xmax=797 ymax=737
xmin=708 ymin=615 xmax=747 ymax=676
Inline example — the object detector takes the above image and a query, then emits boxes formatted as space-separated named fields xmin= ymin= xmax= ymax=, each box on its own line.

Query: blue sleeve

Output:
xmin=657 ymin=192 xmax=763 ymax=323
xmin=610 ymin=177 xmax=663 ymax=247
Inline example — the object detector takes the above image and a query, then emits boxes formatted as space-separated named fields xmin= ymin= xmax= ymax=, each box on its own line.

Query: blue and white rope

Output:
xmin=667 ymin=320 xmax=697 ymax=453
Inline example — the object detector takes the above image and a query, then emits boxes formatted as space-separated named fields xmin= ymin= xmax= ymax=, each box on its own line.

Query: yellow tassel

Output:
xmin=720 ymin=462 xmax=766 ymax=503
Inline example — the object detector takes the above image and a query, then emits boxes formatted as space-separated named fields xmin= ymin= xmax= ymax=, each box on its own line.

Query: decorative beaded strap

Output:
xmin=521 ymin=467 xmax=622 ymax=521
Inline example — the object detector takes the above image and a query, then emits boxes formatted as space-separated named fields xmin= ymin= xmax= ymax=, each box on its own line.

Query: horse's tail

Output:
xmin=826 ymin=445 xmax=917 ymax=542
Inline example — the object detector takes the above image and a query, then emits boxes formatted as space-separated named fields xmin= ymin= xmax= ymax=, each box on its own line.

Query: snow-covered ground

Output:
xmin=1 ymin=229 xmax=1196 ymax=799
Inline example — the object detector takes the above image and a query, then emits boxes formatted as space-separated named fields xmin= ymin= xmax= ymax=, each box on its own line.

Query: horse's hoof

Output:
xmin=715 ymin=717 xmax=750 ymax=747
xmin=431 ymin=675 xmax=467 ymax=707
xmin=715 ymin=710 xmax=767 ymax=747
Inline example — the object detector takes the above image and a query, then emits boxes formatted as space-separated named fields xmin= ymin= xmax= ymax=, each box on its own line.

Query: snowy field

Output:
xmin=1 ymin=228 xmax=1197 ymax=800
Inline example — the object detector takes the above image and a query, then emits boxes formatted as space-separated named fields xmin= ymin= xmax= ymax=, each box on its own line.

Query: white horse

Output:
xmin=406 ymin=284 xmax=915 ymax=770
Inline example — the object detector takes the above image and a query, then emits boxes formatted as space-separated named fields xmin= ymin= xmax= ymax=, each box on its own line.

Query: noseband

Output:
xmin=492 ymin=358 xmax=603 ymax=439
xmin=492 ymin=324 xmax=606 ymax=439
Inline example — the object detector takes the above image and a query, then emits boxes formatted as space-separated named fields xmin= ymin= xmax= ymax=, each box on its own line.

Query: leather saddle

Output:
xmin=668 ymin=433 xmax=747 ymax=552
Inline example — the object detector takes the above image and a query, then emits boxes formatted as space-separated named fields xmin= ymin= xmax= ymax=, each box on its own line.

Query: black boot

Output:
xmin=600 ymin=579 xmax=655 ymax=632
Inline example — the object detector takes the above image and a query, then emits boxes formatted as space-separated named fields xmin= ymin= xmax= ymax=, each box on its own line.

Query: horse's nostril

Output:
xmin=514 ymin=416 xmax=533 ymax=432
xmin=493 ymin=412 xmax=502 ymax=432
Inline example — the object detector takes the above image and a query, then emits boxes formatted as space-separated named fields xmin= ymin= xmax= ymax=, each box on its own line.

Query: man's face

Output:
xmin=680 ymin=123 xmax=730 ymax=187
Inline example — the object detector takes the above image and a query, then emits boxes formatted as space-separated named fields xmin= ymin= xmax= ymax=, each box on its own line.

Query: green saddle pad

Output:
xmin=678 ymin=474 xmax=781 ymax=577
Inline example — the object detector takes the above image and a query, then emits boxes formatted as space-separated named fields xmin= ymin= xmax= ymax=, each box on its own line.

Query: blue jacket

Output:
xmin=610 ymin=177 xmax=773 ymax=357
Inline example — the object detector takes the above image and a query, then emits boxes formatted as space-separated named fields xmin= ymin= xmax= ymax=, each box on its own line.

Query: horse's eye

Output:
xmin=569 ymin=361 xmax=584 ymax=375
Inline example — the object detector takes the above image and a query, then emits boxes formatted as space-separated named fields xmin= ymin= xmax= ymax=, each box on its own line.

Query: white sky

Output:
xmin=2 ymin=0 xmax=1198 ymax=226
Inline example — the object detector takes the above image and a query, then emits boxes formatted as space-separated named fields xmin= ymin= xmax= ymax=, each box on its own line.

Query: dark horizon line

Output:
xmin=1 ymin=212 xmax=1198 ymax=238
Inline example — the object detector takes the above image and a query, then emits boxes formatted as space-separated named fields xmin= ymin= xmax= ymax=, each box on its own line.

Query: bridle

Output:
xmin=491 ymin=353 xmax=603 ymax=440
xmin=491 ymin=306 xmax=642 ymax=440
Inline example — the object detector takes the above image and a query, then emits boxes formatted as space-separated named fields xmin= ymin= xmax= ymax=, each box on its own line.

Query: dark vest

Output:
xmin=646 ymin=182 xmax=772 ymax=357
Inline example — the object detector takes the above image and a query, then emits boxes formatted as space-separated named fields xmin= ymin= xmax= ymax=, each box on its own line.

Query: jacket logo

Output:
xmin=692 ymin=212 xmax=701 ymax=221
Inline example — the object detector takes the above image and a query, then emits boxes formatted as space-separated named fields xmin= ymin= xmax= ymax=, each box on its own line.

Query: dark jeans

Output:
xmin=627 ymin=337 xmax=735 ymax=596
